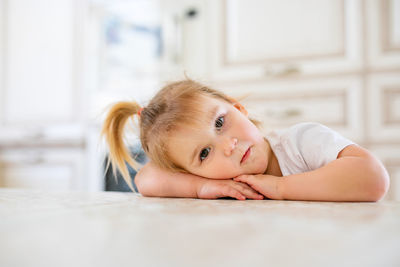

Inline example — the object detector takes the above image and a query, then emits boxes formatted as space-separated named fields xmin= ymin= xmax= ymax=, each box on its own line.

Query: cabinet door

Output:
xmin=204 ymin=0 xmax=362 ymax=81
xmin=0 ymin=148 xmax=85 ymax=191
xmin=367 ymin=73 xmax=400 ymax=143
xmin=366 ymin=0 xmax=400 ymax=70
xmin=1 ymin=0 xmax=83 ymax=126
xmin=215 ymin=76 xmax=364 ymax=142
xmin=0 ymin=1 xmax=3 ymax=115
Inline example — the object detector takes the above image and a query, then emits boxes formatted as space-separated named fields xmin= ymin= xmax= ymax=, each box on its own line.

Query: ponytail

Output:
xmin=101 ymin=101 xmax=142 ymax=191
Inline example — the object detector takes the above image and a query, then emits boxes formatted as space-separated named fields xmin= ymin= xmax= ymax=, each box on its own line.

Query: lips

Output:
xmin=240 ymin=147 xmax=251 ymax=164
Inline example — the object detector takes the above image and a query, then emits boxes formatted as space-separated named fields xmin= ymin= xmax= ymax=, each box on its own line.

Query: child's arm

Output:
xmin=135 ymin=162 xmax=264 ymax=200
xmin=234 ymin=145 xmax=390 ymax=202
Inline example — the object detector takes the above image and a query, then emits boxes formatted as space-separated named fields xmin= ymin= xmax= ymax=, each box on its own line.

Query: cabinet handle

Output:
xmin=264 ymin=64 xmax=301 ymax=77
xmin=265 ymin=108 xmax=302 ymax=119
xmin=185 ymin=8 xmax=198 ymax=19
xmin=172 ymin=14 xmax=183 ymax=64
xmin=283 ymin=109 xmax=302 ymax=118
xmin=24 ymin=157 xmax=45 ymax=164
xmin=22 ymin=129 xmax=45 ymax=141
xmin=31 ymin=132 xmax=45 ymax=140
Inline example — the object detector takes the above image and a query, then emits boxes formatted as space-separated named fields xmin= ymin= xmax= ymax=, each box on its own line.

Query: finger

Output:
xmin=234 ymin=183 xmax=264 ymax=200
xmin=234 ymin=175 xmax=255 ymax=185
xmin=234 ymin=176 xmax=266 ymax=198
xmin=221 ymin=186 xmax=246 ymax=200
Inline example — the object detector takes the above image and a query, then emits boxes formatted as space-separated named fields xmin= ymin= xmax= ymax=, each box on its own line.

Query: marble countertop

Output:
xmin=0 ymin=189 xmax=399 ymax=267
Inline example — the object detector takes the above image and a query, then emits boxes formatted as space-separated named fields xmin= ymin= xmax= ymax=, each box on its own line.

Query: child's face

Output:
xmin=167 ymin=96 xmax=270 ymax=179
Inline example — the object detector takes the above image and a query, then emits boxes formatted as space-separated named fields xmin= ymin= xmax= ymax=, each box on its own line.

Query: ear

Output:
xmin=228 ymin=97 xmax=249 ymax=116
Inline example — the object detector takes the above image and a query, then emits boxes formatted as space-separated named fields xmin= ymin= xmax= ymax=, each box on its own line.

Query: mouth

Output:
xmin=240 ymin=147 xmax=251 ymax=164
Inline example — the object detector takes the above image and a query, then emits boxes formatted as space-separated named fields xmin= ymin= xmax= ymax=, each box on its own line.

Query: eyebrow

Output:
xmin=189 ymin=106 xmax=220 ymax=166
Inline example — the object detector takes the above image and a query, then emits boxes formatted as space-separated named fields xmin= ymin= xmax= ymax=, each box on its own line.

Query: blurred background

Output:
xmin=0 ymin=0 xmax=399 ymax=200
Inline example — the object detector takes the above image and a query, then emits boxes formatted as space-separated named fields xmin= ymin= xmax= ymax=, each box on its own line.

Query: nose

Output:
xmin=222 ymin=137 xmax=238 ymax=156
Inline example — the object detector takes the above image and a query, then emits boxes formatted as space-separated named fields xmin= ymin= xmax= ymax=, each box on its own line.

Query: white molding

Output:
xmin=367 ymin=73 xmax=400 ymax=142
xmin=0 ymin=0 xmax=6 ymax=126
xmin=366 ymin=0 xmax=400 ymax=70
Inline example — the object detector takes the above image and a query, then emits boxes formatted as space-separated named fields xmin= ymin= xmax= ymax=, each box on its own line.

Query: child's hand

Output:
xmin=197 ymin=179 xmax=264 ymax=200
xmin=234 ymin=174 xmax=285 ymax=200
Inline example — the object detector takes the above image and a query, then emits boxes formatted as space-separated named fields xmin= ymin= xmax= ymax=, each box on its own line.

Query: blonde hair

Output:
xmin=101 ymin=79 xmax=260 ymax=191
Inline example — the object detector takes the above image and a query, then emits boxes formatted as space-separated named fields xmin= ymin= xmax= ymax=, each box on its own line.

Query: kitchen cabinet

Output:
xmin=0 ymin=147 xmax=85 ymax=191
xmin=203 ymin=0 xmax=363 ymax=81
xmin=0 ymin=0 xmax=95 ymax=191
xmin=365 ymin=0 xmax=400 ymax=200
xmin=366 ymin=0 xmax=400 ymax=70
xmin=181 ymin=0 xmax=400 ymax=200
xmin=366 ymin=73 xmax=400 ymax=143
xmin=0 ymin=0 xmax=85 ymax=126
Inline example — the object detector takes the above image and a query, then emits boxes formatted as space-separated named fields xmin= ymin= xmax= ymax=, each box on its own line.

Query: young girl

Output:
xmin=102 ymin=79 xmax=390 ymax=202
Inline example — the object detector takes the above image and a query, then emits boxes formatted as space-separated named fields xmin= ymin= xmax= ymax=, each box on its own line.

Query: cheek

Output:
xmin=237 ymin=119 xmax=262 ymax=140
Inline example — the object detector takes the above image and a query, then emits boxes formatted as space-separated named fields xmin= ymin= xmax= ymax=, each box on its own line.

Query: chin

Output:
xmin=253 ymin=163 xmax=268 ymax=175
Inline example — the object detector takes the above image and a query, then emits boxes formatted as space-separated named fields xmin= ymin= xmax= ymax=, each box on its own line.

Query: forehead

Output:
xmin=184 ymin=95 xmax=230 ymax=129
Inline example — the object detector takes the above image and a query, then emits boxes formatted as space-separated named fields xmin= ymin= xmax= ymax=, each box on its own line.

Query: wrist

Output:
xmin=277 ymin=176 xmax=286 ymax=200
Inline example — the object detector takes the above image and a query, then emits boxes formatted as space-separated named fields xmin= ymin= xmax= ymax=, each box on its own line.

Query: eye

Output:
xmin=215 ymin=116 xmax=224 ymax=129
xmin=199 ymin=147 xmax=211 ymax=162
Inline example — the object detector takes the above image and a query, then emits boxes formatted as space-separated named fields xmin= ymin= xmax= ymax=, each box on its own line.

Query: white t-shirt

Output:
xmin=265 ymin=122 xmax=354 ymax=176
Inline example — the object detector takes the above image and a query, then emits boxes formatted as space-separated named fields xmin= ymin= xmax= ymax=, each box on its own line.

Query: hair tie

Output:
xmin=137 ymin=107 xmax=144 ymax=117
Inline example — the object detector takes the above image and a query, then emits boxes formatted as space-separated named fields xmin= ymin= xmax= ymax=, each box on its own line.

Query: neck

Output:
xmin=264 ymin=138 xmax=282 ymax=177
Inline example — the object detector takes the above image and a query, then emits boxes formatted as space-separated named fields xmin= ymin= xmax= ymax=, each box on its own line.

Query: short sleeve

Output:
xmin=294 ymin=122 xmax=354 ymax=170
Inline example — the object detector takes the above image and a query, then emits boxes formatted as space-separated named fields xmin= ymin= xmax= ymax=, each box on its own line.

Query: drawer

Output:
xmin=218 ymin=76 xmax=363 ymax=142
xmin=243 ymin=91 xmax=346 ymax=128
xmin=0 ymin=148 xmax=85 ymax=191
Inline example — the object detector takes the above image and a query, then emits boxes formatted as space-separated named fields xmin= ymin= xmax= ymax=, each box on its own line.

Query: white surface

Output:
xmin=5 ymin=0 xmax=77 ymax=124
xmin=0 ymin=189 xmax=399 ymax=267
xmin=226 ymin=0 xmax=343 ymax=61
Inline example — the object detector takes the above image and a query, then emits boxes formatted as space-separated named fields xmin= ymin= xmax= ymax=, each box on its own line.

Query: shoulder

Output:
xmin=283 ymin=122 xmax=353 ymax=149
xmin=265 ymin=123 xmax=334 ymax=175
xmin=286 ymin=122 xmax=331 ymax=135
xmin=266 ymin=122 xmax=354 ymax=154
xmin=267 ymin=122 xmax=354 ymax=171
xmin=292 ymin=122 xmax=354 ymax=168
